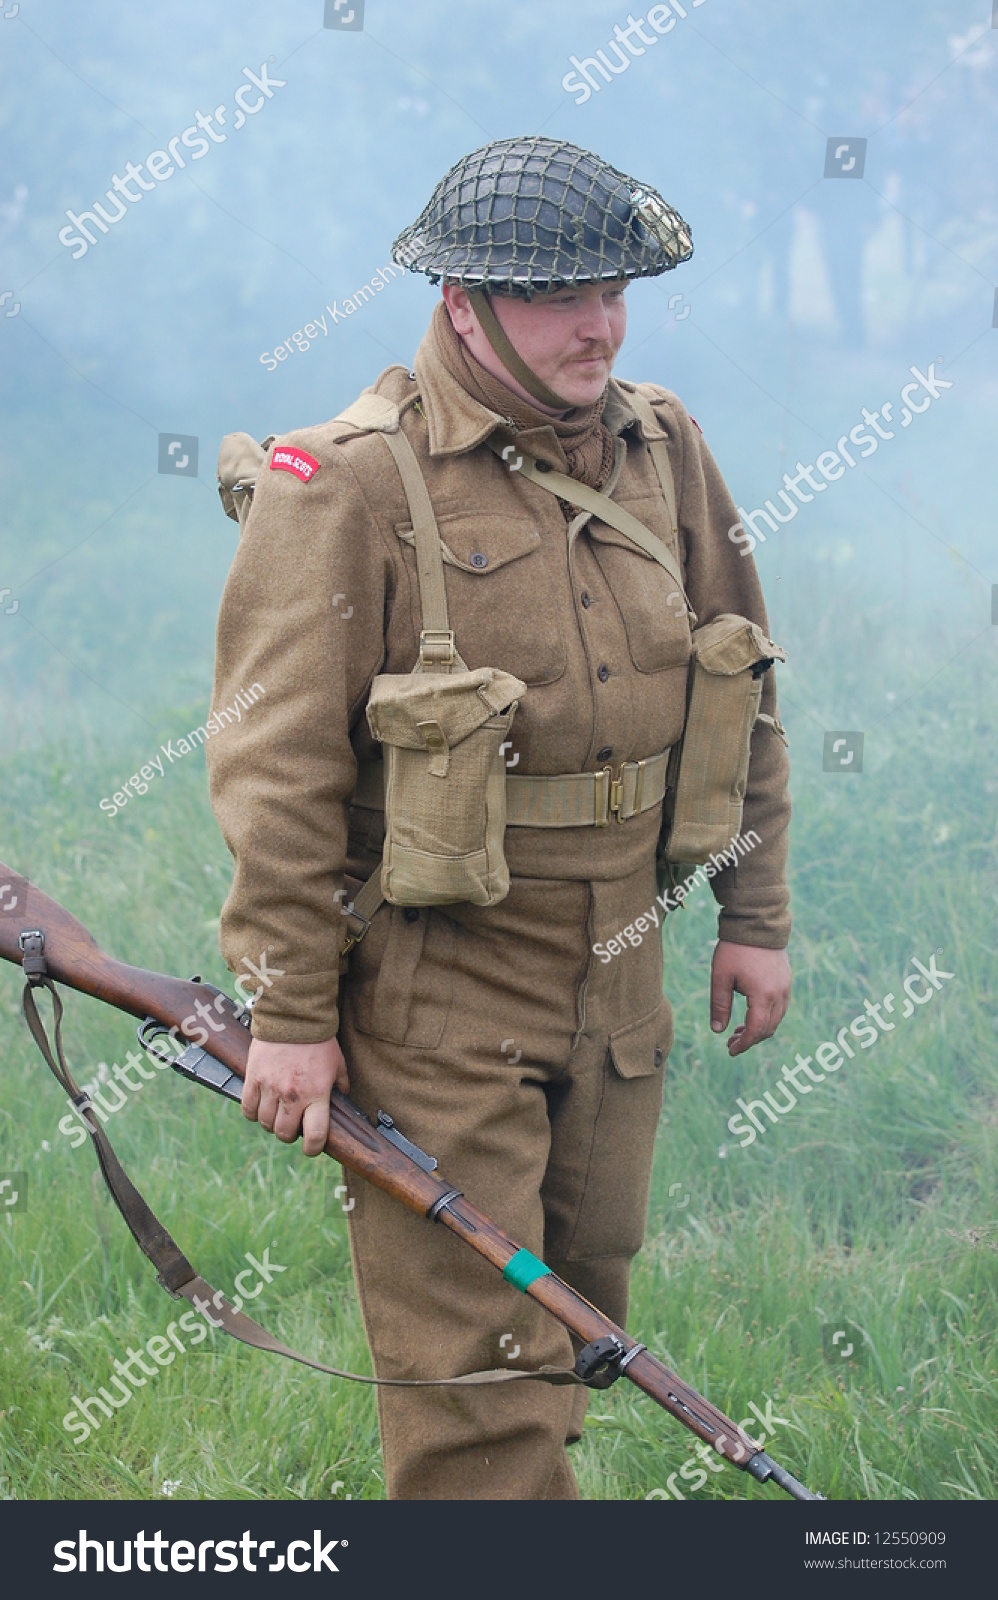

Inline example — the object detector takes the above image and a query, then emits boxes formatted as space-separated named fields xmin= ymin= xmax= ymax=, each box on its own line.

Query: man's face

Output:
xmin=443 ymin=279 xmax=628 ymax=411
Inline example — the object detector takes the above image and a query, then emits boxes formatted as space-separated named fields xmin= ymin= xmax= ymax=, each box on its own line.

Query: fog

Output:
xmin=1 ymin=0 xmax=995 ymax=757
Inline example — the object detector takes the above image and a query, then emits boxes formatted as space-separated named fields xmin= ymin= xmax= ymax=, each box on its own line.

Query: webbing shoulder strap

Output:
xmin=379 ymin=426 xmax=462 ymax=671
xmin=340 ymin=412 xmax=466 ymax=948
xmin=331 ymin=393 xmax=463 ymax=673
xmin=624 ymin=387 xmax=680 ymax=545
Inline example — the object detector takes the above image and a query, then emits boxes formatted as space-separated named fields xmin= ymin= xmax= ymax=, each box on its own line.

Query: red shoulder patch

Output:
xmin=270 ymin=445 xmax=320 ymax=482
xmin=689 ymin=415 xmax=703 ymax=434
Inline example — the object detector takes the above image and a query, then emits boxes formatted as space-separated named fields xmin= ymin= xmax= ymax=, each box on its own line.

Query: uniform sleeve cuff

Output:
xmin=717 ymin=905 xmax=791 ymax=951
xmin=248 ymin=969 xmax=341 ymax=1043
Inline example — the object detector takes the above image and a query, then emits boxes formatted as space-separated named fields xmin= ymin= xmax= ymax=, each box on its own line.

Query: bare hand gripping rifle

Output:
xmin=0 ymin=863 xmax=822 ymax=1501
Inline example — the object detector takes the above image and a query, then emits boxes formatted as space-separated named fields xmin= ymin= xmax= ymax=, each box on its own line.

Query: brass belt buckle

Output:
xmin=596 ymin=765 xmax=626 ymax=826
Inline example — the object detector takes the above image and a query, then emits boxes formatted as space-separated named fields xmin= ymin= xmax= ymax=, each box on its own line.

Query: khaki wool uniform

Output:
xmin=206 ymin=301 xmax=791 ymax=1500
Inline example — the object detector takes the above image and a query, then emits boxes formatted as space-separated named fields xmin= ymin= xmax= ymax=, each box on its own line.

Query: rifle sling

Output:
xmin=21 ymin=974 xmax=588 ymax=1393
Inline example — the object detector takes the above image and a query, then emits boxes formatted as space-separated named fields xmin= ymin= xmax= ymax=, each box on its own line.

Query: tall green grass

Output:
xmin=1 ymin=628 xmax=995 ymax=1502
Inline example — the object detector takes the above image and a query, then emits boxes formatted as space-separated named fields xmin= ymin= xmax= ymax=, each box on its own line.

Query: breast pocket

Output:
xmin=395 ymin=511 xmax=567 ymax=687
xmin=589 ymin=520 xmax=692 ymax=675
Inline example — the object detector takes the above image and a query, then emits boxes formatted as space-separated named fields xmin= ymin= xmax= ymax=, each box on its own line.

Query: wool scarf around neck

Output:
xmin=429 ymin=300 xmax=615 ymax=492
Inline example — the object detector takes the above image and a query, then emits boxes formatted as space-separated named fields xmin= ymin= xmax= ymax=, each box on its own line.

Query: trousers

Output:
xmin=336 ymin=852 xmax=671 ymax=1499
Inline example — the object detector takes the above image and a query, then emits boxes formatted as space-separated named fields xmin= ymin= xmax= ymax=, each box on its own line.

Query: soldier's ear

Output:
xmin=441 ymin=281 xmax=474 ymax=334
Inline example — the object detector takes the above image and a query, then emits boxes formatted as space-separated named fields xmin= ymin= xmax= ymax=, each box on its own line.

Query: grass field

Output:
xmin=1 ymin=623 xmax=996 ymax=1503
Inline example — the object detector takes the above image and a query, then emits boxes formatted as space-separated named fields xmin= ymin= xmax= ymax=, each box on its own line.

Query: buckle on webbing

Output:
xmin=339 ymin=904 xmax=371 ymax=958
xmin=418 ymin=628 xmax=455 ymax=666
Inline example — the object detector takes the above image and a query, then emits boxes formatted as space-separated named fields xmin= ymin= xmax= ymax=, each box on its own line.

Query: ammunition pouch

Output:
xmin=366 ymin=661 xmax=526 ymax=907
xmin=658 ymin=613 xmax=787 ymax=871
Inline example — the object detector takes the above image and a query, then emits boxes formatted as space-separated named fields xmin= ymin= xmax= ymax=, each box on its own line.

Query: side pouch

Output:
xmin=659 ymin=614 xmax=786 ymax=869
xmin=365 ymin=664 xmax=527 ymax=908
xmin=217 ymin=432 xmax=274 ymax=532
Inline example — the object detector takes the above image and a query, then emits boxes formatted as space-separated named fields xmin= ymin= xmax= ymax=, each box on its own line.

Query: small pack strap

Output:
xmin=484 ymin=436 xmax=690 ymax=612
xmin=339 ymin=866 xmax=390 ymax=959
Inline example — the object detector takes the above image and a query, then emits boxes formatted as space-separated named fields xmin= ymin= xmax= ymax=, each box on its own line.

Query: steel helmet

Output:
xmin=392 ymin=135 xmax=692 ymax=294
xmin=392 ymin=137 xmax=691 ymax=408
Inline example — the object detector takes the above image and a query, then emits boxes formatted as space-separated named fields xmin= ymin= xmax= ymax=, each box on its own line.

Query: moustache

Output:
xmin=566 ymin=347 xmax=614 ymax=365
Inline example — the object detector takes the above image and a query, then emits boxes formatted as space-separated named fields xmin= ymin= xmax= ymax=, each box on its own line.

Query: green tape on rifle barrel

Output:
xmin=502 ymin=1248 xmax=552 ymax=1294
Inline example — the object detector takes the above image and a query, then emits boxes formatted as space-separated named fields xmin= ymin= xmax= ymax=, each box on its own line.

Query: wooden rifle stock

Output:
xmin=0 ymin=862 xmax=821 ymax=1499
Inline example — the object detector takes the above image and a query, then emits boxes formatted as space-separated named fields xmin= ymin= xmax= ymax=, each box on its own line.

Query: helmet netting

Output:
xmin=392 ymin=136 xmax=692 ymax=295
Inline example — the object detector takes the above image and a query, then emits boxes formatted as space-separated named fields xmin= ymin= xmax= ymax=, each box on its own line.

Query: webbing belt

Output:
xmin=339 ymin=748 xmax=668 ymax=958
xmin=20 ymin=962 xmax=589 ymax=1394
xmin=352 ymin=750 xmax=669 ymax=828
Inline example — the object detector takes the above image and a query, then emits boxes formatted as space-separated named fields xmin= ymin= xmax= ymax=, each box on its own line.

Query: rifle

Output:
xmin=0 ymin=862 xmax=822 ymax=1501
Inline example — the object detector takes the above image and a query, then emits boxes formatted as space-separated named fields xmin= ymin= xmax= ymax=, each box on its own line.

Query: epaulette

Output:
xmin=327 ymin=391 xmax=401 ymax=443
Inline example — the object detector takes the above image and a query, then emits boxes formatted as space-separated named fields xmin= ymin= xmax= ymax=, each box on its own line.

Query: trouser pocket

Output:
xmin=559 ymin=997 xmax=672 ymax=1263
xmin=345 ymin=902 xmax=456 ymax=1048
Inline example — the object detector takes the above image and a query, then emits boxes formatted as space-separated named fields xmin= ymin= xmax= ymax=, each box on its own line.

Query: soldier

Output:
xmin=207 ymin=137 xmax=792 ymax=1500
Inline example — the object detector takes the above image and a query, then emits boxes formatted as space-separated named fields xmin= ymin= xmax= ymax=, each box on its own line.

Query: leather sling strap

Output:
xmin=467 ymin=288 xmax=574 ymax=412
xmin=484 ymin=434 xmax=691 ymax=612
xmin=21 ymin=969 xmax=586 ymax=1393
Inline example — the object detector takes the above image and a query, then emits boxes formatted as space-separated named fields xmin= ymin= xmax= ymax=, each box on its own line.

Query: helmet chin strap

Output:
xmin=467 ymin=288 xmax=576 ymax=413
